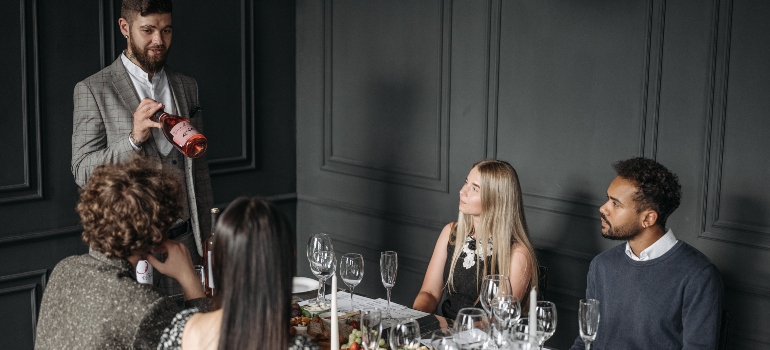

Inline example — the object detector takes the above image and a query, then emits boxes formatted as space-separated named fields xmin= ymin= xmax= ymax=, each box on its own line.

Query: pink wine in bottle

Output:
xmin=152 ymin=112 xmax=208 ymax=158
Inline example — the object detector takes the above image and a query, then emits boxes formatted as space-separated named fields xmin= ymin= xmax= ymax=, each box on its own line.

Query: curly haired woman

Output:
xmin=35 ymin=157 xmax=211 ymax=350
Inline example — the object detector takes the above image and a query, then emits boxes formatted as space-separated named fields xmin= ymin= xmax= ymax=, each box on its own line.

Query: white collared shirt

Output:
xmin=121 ymin=52 xmax=176 ymax=156
xmin=625 ymin=229 xmax=678 ymax=261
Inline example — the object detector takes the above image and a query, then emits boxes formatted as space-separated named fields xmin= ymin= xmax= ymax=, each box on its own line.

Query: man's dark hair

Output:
xmin=613 ymin=157 xmax=682 ymax=227
xmin=121 ymin=0 xmax=172 ymax=24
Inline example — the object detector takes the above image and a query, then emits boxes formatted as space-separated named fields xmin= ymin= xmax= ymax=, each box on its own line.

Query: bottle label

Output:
xmin=136 ymin=260 xmax=153 ymax=285
xmin=170 ymin=121 xmax=201 ymax=146
xmin=207 ymin=253 xmax=215 ymax=289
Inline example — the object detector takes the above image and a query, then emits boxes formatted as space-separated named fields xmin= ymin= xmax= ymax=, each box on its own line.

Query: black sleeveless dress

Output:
xmin=440 ymin=228 xmax=494 ymax=321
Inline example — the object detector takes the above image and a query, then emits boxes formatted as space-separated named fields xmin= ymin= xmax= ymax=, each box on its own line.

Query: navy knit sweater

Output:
xmin=570 ymin=240 xmax=723 ymax=350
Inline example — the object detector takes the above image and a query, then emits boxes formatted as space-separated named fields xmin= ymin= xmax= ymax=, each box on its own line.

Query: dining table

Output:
xmin=293 ymin=278 xmax=452 ymax=350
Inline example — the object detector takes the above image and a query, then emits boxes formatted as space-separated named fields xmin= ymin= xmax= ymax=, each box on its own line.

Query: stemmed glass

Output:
xmin=340 ymin=253 xmax=364 ymax=312
xmin=361 ymin=308 xmax=383 ymax=350
xmin=578 ymin=299 xmax=600 ymax=350
xmin=453 ymin=307 xmax=490 ymax=349
xmin=307 ymin=233 xmax=335 ymax=308
xmin=535 ymin=301 xmax=557 ymax=350
xmin=479 ymin=275 xmax=513 ymax=315
xmin=511 ymin=318 xmax=543 ymax=347
xmin=389 ymin=318 xmax=421 ymax=350
xmin=491 ymin=294 xmax=521 ymax=347
xmin=479 ymin=274 xmax=513 ymax=347
xmin=508 ymin=331 xmax=539 ymax=350
xmin=431 ymin=329 xmax=458 ymax=350
xmin=380 ymin=251 xmax=398 ymax=323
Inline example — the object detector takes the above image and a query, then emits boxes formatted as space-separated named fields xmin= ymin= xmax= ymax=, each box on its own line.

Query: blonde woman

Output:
xmin=413 ymin=160 xmax=538 ymax=320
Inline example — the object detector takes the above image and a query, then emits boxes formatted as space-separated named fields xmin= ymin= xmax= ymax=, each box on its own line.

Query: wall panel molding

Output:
xmin=332 ymin=234 xmax=430 ymax=276
xmin=699 ymin=0 xmax=770 ymax=249
xmin=321 ymin=0 xmax=451 ymax=192
xmin=0 ymin=225 xmax=82 ymax=246
xmin=0 ymin=0 xmax=42 ymax=204
xmin=505 ymin=0 xmax=666 ymax=220
xmin=0 ymin=269 xmax=48 ymax=346
xmin=484 ymin=0 xmax=501 ymax=159
xmin=202 ymin=0 xmax=258 ymax=175
xmin=298 ymin=194 xmax=445 ymax=231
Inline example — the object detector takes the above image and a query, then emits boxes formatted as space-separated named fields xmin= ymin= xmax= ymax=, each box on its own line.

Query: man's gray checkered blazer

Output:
xmin=71 ymin=57 xmax=213 ymax=256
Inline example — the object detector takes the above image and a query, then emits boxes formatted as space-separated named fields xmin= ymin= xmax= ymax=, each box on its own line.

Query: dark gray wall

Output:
xmin=0 ymin=1 xmax=295 ymax=349
xmin=296 ymin=0 xmax=770 ymax=349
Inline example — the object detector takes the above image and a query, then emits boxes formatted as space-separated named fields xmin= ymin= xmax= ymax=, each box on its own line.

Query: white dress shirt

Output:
xmin=625 ymin=229 xmax=678 ymax=261
xmin=121 ymin=52 xmax=175 ymax=156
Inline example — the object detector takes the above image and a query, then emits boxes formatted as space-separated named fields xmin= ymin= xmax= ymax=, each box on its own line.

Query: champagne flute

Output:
xmin=453 ymin=307 xmax=490 ymax=350
xmin=340 ymin=253 xmax=364 ymax=312
xmin=578 ymin=299 xmax=600 ymax=350
xmin=535 ymin=301 xmax=557 ymax=350
xmin=361 ymin=308 xmax=383 ymax=350
xmin=307 ymin=233 xmax=334 ymax=308
xmin=389 ymin=318 xmax=421 ymax=350
xmin=380 ymin=251 xmax=398 ymax=323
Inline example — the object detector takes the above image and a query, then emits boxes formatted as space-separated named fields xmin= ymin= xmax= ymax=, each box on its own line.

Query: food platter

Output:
xmin=292 ymin=276 xmax=319 ymax=294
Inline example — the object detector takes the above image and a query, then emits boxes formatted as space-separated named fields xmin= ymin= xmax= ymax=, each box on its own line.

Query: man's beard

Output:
xmin=600 ymin=214 xmax=642 ymax=241
xmin=129 ymin=38 xmax=169 ymax=73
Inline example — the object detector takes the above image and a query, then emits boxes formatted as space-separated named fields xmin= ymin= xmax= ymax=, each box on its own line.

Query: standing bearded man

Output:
xmin=70 ymin=0 xmax=213 ymax=296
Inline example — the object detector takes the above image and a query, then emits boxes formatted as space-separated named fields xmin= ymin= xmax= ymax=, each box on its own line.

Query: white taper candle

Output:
xmin=331 ymin=274 xmax=339 ymax=350
xmin=529 ymin=287 xmax=537 ymax=340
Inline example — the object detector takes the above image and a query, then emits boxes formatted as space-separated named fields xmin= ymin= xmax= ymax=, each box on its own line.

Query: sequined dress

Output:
xmin=157 ymin=308 xmax=320 ymax=350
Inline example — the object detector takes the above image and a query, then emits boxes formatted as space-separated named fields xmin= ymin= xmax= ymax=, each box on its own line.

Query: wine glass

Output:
xmin=307 ymin=233 xmax=334 ymax=308
xmin=389 ymin=318 xmax=421 ymax=350
xmin=453 ymin=308 xmax=490 ymax=350
xmin=511 ymin=318 xmax=543 ymax=347
xmin=308 ymin=251 xmax=336 ymax=307
xmin=380 ymin=251 xmax=398 ymax=323
xmin=479 ymin=274 xmax=512 ymax=316
xmin=578 ymin=299 xmax=600 ymax=350
xmin=480 ymin=274 xmax=512 ymax=347
xmin=508 ymin=331 xmax=539 ymax=350
xmin=490 ymin=294 xmax=521 ymax=347
xmin=535 ymin=301 xmax=557 ymax=350
xmin=340 ymin=253 xmax=364 ymax=312
xmin=430 ymin=329 xmax=458 ymax=350
xmin=361 ymin=308 xmax=383 ymax=350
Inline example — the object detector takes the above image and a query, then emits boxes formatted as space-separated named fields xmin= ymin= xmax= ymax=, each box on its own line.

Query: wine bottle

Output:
xmin=203 ymin=207 xmax=219 ymax=297
xmin=151 ymin=112 xmax=208 ymax=158
xmin=136 ymin=260 xmax=153 ymax=285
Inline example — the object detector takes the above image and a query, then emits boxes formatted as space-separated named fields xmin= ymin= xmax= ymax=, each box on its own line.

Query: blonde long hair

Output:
xmin=446 ymin=160 xmax=538 ymax=298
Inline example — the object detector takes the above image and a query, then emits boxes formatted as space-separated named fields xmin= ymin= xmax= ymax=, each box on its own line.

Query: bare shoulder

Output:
xmin=437 ymin=222 xmax=456 ymax=244
xmin=183 ymin=309 xmax=222 ymax=350
xmin=510 ymin=242 xmax=533 ymax=263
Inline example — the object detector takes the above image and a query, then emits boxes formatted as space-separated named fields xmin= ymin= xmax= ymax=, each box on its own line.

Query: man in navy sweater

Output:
xmin=570 ymin=157 xmax=723 ymax=350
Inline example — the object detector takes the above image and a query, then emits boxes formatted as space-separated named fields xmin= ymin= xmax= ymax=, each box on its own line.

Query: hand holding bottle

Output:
xmin=131 ymin=98 xmax=164 ymax=143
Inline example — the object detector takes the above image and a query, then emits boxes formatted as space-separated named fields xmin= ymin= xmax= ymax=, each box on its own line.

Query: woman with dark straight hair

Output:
xmin=158 ymin=197 xmax=319 ymax=350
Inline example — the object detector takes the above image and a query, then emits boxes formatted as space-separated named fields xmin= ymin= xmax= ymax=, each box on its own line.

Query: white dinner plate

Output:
xmin=292 ymin=276 xmax=318 ymax=294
